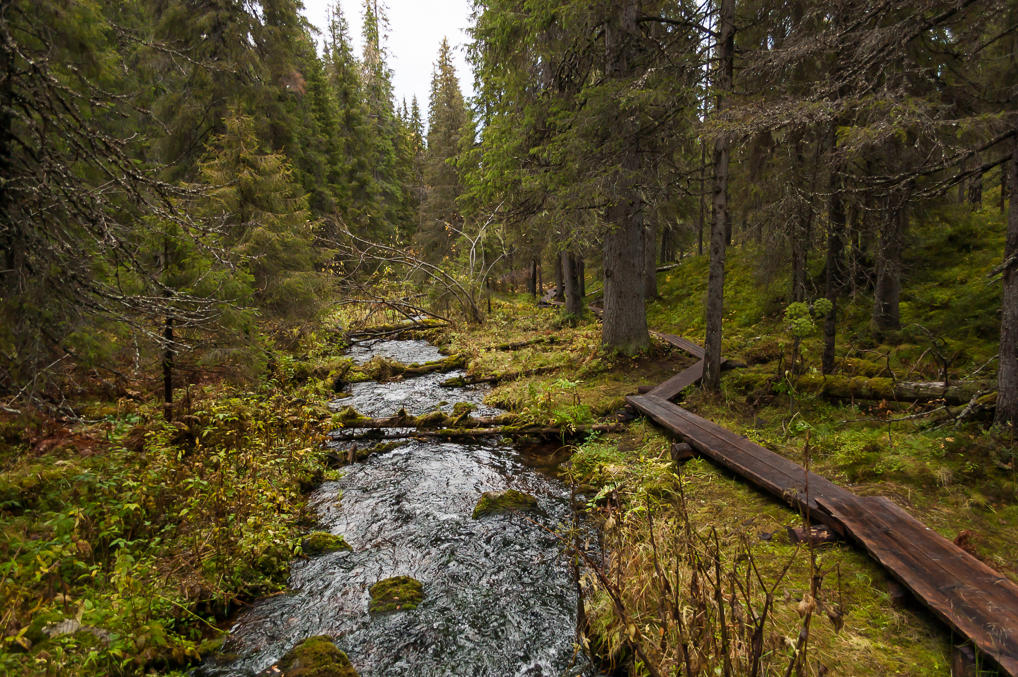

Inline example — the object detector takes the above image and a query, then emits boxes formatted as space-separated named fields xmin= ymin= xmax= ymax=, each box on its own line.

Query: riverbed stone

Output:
xmin=279 ymin=635 xmax=358 ymax=676
xmin=368 ymin=576 xmax=424 ymax=613
xmin=471 ymin=489 xmax=539 ymax=519
xmin=300 ymin=532 xmax=351 ymax=555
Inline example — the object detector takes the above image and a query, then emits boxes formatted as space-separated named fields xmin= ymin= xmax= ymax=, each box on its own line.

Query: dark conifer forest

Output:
xmin=2 ymin=1 xmax=1018 ymax=675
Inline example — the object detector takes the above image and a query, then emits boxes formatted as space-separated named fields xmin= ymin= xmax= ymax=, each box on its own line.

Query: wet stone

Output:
xmin=472 ymin=489 xmax=540 ymax=519
xmin=368 ymin=576 xmax=424 ymax=614
xmin=279 ymin=635 xmax=358 ymax=677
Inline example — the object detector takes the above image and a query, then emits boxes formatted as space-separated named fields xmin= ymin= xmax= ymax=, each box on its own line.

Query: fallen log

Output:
xmin=489 ymin=336 xmax=561 ymax=351
xmin=347 ymin=318 xmax=447 ymax=339
xmin=330 ymin=410 xmax=522 ymax=430
xmin=747 ymin=373 xmax=993 ymax=405
xmin=330 ymin=423 xmax=623 ymax=443
xmin=441 ymin=365 xmax=561 ymax=387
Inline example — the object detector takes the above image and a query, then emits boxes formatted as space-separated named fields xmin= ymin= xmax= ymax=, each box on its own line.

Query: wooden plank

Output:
xmin=819 ymin=495 xmax=1018 ymax=676
xmin=648 ymin=359 xmax=704 ymax=400
xmin=650 ymin=331 xmax=706 ymax=359
xmin=627 ymin=394 xmax=856 ymax=526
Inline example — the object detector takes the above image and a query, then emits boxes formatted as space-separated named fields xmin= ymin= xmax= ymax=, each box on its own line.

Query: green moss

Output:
xmin=368 ymin=576 xmax=424 ymax=613
xmin=279 ymin=635 xmax=358 ymax=677
xmin=300 ymin=531 xmax=351 ymax=555
xmin=471 ymin=489 xmax=540 ymax=519
xmin=414 ymin=411 xmax=451 ymax=427
xmin=333 ymin=406 xmax=369 ymax=426
xmin=451 ymin=402 xmax=475 ymax=416
xmin=441 ymin=375 xmax=467 ymax=387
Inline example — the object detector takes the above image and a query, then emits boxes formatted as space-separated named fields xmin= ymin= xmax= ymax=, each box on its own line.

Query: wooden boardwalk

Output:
xmin=625 ymin=331 xmax=1018 ymax=676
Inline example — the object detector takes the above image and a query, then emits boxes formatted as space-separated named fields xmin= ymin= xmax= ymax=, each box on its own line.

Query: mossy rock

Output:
xmin=441 ymin=375 xmax=467 ymax=387
xmin=368 ymin=576 xmax=424 ymax=613
xmin=472 ymin=489 xmax=540 ymax=519
xmin=301 ymin=532 xmax=352 ymax=555
xmin=279 ymin=635 xmax=358 ymax=677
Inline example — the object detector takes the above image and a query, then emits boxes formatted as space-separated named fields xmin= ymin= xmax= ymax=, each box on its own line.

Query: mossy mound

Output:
xmin=300 ymin=532 xmax=351 ymax=555
xmin=368 ymin=576 xmax=424 ymax=613
xmin=279 ymin=635 xmax=358 ymax=677
xmin=471 ymin=489 xmax=539 ymax=519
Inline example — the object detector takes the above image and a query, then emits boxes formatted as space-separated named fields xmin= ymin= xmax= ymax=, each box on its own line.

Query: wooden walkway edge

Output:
xmin=624 ymin=330 xmax=1018 ymax=676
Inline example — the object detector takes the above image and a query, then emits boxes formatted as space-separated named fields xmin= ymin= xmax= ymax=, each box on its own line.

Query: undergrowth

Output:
xmin=0 ymin=331 xmax=348 ymax=675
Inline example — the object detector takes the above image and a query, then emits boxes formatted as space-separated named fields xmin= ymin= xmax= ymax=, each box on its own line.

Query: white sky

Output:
xmin=300 ymin=0 xmax=476 ymax=114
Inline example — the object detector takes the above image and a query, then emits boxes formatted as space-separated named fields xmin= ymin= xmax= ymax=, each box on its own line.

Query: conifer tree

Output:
xmin=360 ymin=0 xmax=405 ymax=240
xmin=199 ymin=112 xmax=329 ymax=320
xmin=417 ymin=38 xmax=468 ymax=262
xmin=325 ymin=1 xmax=379 ymax=233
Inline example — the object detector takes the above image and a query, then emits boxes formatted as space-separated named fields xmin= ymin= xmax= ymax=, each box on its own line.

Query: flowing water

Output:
xmin=200 ymin=339 xmax=592 ymax=677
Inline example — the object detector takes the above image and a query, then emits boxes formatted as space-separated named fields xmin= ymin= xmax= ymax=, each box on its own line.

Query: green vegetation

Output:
xmin=367 ymin=576 xmax=424 ymax=614
xmin=0 ymin=328 xmax=350 ymax=675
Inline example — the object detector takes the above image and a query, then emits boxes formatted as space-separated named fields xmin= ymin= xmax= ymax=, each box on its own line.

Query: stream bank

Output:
xmin=200 ymin=338 xmax=593 ymax=676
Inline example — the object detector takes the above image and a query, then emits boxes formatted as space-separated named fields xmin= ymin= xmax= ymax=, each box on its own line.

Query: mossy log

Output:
xmin=441 ymin=365 xmax=561 ymax=387
xmin=330 ymin=423 xmax=623 ymax=442
xmin=346 ymin=319 xmax=446 ymax=339
xmin=786 ymin=374 xmax=993 ymax=404
xmin=333 ymin=411 xmax=521 ymax=430
xmin=489 ymin=336 xmax=560 ymax=351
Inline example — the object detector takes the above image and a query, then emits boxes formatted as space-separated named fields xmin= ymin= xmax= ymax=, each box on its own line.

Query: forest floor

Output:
xmin=436 ymin=204 xmax=1016 ymax=675
xmin=1 ymin=201 xmax=1013 ymax=676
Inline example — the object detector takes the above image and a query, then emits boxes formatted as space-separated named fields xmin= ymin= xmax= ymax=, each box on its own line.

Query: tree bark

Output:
xmin=553 ymin=251 xmax=564 ymax=301
xmin=968 ymin=152 xmax=983 ymax=208
xmin=562 ymin=250 xmax=583 ymax=316
xmin=600 ymin=1 xmax=648 ymax=353
xmin=528 ymin=257 xmax=538 ymax=298
xmin=703 ymin=0 xmax=734 ymax=391
xmin=697 ymin=141 xmax=707 ymax=256
xmin=995 ymin=134 xmax=1018 ymax=426
xmin=873 ymin=201 xmax=905 ymax=333
xmin=644 ymin=219 xmax=659 ymax=299
xmin=162 ymin=315 xmax=174 ymax=422
xmin=576 ymin=255 xmax=585 ymax=298
xmin=822 ymin=174 xmax=846 ymax=375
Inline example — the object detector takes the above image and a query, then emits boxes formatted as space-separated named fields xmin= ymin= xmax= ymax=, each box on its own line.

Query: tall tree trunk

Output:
xmin=528 ymin=257 xmax=538 ymax=298
xmin=995 ymin=134 xmax=1018 ymax=426
xmin=562 ymin=250 xmax=583 ymax=316
xmin=1002 ymin=159 xmax=1009 ymax=214
xmin=601 ymin=0 xmax=648 ymax=353
xmin=873 ymin=201 xmax=905 ymax=333
xmin=576 ymin=255 xmax=585 ymax=299
xmin=698 ymin=141 xmax=706 ymax=255
xmin=553 ymin=251 xmax=565 ymax=301
xmin=703 ymin=0 xmax=734 ymax=391
xmin=790 ymin=137 xmax=809 ymax=302
xmin=537 ymin=260 xmax=543 ymax=296
xmin=968 ymin=152 xmax=983 ymax=208
xmin=162 ymin=315 xmax=174 ymax=422
xmin=644 ymin=219 xmax=659 ymax=299
xmin=822 ymin=175 xmax=846 ymax=375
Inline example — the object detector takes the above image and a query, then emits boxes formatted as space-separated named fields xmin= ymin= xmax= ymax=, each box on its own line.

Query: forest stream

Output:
xmin=199 ymin=339 xmax=592 ymax=676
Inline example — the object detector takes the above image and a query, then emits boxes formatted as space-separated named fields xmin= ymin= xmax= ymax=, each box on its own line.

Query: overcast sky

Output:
xmin=300 ymin=0 xmax=476 ymax=113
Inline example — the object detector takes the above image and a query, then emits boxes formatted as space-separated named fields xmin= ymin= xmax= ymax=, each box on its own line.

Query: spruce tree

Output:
xmin=417 ymin=38 xmax=468 ymax=262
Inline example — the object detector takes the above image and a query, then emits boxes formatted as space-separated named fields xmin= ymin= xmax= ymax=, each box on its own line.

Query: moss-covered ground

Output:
xmin=0 ymin=321 xmax=359 ymax=675
xmin=440 ymin=203 xmax=1014 ymax=675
